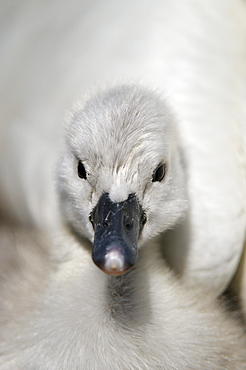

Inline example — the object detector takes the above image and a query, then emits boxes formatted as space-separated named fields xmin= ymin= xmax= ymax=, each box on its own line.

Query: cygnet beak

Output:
xmin=90 ymin=193 xmax=145 ymax=276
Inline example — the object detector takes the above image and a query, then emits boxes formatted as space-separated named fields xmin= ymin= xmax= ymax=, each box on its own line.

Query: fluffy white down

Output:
xmin=0 ymin=226 xmax=245 ymax=369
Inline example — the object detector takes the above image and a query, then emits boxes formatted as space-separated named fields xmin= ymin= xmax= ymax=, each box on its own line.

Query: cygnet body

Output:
xmin=0 ymin=85 xmax=245 ymax=369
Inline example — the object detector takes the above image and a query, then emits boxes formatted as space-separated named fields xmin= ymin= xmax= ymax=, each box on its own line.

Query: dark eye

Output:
xmin=152 ymin=163 xmax=166 ymax=182
xmin=77 ymin=160 xmax=87 ymax=179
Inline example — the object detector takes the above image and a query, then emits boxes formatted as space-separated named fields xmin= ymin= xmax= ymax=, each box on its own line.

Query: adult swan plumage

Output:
xmin=0 ymin=85 xmax=245 ymax=369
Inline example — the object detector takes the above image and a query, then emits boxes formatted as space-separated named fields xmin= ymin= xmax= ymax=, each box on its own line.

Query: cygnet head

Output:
xmin=58 ymin=85 xmax=187 ymax=275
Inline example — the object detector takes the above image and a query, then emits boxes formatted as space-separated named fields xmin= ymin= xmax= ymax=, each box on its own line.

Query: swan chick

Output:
xmin=59 ymin=85 xmax=187 ymax=275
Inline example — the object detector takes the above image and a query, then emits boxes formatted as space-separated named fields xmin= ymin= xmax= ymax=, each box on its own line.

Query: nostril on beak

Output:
xmin=103 ymin=211 xmax=112 ymax=228
xmin=123 ymin=214 xmax=134 ymax=231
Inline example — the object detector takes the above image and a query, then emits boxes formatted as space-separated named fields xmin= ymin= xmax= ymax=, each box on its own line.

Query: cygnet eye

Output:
xmin=152 ymin=163 xmax=166 ymax=182
xmin=77 ymin=160 xmax=87 ymax=179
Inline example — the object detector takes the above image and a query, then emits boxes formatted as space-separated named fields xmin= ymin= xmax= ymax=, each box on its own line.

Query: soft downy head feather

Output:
xmin=58 ymin=85 xmax=188 ymax=249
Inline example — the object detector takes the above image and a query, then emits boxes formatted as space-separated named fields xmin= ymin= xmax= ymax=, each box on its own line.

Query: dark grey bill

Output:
xmin=90 ymin=192 xmax=145 ymax=276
